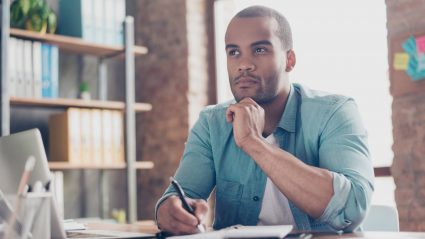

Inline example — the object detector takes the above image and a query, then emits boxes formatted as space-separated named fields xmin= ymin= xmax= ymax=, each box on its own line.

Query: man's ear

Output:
xmin=285 ymin=50 xmax=296 ymax=72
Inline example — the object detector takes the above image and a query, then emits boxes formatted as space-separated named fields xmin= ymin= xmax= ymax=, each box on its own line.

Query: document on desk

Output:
xmin=168 ymin=225 xmax=293 ymax=239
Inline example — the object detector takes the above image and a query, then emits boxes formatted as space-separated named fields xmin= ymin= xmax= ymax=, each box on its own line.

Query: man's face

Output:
xmin=225 ymin=17 xmax=289 ymax=103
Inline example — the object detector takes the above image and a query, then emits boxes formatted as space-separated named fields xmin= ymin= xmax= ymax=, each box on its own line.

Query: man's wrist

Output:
xmin=240 ymin=135 xmax=267 ymax=155
xmin=155 ymin=194 xmax=177 ymax=228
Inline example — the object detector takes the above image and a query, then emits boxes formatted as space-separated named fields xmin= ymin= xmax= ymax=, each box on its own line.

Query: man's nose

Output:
xmin=238 ymin=58 xmax=256 ymax=72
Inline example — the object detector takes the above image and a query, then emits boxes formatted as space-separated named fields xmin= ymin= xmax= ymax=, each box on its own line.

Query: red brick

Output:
xmin=400 ymin=220 xmax=418 ymax=232
xmin=395 ymin=188 xmax=415 ymax=206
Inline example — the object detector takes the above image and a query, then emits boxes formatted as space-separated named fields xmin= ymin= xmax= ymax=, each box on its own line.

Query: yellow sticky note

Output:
xmin=393 ymin=53 xmax=409 ymax=70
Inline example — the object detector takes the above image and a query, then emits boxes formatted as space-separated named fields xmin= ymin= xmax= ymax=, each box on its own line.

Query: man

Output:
xmin=156 ymin=5 xmax=374 ymax=235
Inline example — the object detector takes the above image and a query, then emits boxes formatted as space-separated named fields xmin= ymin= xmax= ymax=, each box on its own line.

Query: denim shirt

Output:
xmin=156 ymin=83 xmax=374 ymax=232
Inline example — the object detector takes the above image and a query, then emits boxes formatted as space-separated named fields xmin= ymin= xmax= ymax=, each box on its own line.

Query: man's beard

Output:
xmin=231 ymin=73 xmax=280 ymax=104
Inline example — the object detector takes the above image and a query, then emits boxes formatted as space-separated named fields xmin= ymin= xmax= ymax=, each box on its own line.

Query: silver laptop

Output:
xmin=0 ymin=129 xmax=155 ymax=239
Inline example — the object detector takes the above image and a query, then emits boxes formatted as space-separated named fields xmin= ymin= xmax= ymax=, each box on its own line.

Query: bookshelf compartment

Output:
xmin=10 ymin=28 xmax=148 ymax=57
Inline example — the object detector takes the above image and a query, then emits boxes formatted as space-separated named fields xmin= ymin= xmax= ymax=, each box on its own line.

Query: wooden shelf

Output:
xmin=10 ymin=28 xmax=148 ymax=57
xmin=10 ymin=97 xmax=152 ymax=112
xmin=48 ymin=161 xmax=154 ymax=170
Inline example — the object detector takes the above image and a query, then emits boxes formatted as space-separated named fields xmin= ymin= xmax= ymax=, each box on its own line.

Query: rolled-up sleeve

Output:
xmin=155 ymin=109 xmax=216 ymax=219
xmin=316 ymin=99 xmax=374 ymax=232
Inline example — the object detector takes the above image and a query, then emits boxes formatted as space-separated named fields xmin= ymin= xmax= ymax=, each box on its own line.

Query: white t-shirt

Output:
xmin=257 ymin=134 xmax=296 ymax=226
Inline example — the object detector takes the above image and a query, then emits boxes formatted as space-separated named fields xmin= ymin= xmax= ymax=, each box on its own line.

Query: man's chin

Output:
xmin=235 ymin=95 xmax=275 ymax=104
xmin=235 ymin=95 xmax=260 ymax=103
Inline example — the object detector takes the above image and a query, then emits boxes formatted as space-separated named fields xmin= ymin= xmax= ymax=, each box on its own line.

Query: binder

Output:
xmin=15 ymin=39 xmax=25 ymax=97
xmin=41 ymin=43 xmax=51 ymax=98
xmin=32 ymin=41 xmax=42 ymax=98
xmin=90 ymin=109 xmax=103 ymax=165
xmin=49 ymin=108 xmax=82 ymax=163
xmin=101 ymin=110 xmax=113 ymax=164
xmin=23 ymin=40 xmax=33 ymax=98
xmin=79 ymin=108 xmax=92 ymax=164
xmin=50 ymin=45 xmax=59 ymax=98
xmin=8 ymin=37 xmax=17 ymax=97
xmin=111 ymin=111 xmax=125 ymax=163
xmin=58 ymin=0 xmax=95 ymax=42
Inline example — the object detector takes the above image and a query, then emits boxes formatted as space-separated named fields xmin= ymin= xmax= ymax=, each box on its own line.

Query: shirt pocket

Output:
xmin=214 ymin=178 xmax=243 ymax=229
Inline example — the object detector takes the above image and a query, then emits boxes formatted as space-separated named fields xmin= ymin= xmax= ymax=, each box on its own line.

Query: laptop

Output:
xmin=0 ymin=129 xmax=155 ymax=239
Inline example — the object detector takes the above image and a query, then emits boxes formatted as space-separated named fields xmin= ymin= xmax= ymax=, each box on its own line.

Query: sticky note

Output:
xmin=403 ymin=36 xmax=417 ymax=56
xmin=393 ymin=53 xmax=410 ymax=70
xmin=416 ymin=35 xmax=425 ymax=53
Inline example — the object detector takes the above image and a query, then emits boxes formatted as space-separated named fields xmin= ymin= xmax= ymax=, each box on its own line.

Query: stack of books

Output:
xmin=58 ymin=0 xmax=126 ymax=46
xmin=49 ymin=108 xmax=124 ymax=165
xmin=8 ymin=37 xmax=59 ymax=98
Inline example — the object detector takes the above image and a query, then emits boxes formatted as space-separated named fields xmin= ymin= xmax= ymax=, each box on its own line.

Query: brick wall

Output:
xmin=127 ymin=0 xmax=215 ymax=220
xmin=387 ymin=0 xmax=425 ymax=231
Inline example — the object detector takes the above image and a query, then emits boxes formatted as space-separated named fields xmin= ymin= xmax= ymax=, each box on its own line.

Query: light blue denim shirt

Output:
xmin=156 ymin=83 xmax=374 ymax=232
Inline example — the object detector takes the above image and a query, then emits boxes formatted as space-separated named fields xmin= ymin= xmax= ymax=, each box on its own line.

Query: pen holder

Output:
xmin=5 ymin=192 xmax=51 ymax=239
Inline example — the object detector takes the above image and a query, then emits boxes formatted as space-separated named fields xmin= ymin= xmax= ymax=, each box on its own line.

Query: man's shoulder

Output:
xmin=200 ymin=99 xmax=234 ymax=118
xmin=294 ymin=83 xmax=352 ymax=112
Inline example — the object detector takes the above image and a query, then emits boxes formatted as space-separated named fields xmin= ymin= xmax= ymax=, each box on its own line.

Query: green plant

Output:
xmin=10 ymin=0 xmax=57 ymax=33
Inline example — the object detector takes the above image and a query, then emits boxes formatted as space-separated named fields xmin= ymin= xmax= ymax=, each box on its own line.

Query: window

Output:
xmin=215 ymin=0 xmax=394 ymax=206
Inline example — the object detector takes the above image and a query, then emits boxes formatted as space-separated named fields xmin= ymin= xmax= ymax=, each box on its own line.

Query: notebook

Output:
xmin=0 ymin=129 xmax=155 ymax=239
xmin=167 ymin=225 xmax=293 ymax=239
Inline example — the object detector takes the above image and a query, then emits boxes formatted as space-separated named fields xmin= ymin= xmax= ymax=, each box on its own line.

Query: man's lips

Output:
xmin=234 ymin=76 xmax=260 ymax=87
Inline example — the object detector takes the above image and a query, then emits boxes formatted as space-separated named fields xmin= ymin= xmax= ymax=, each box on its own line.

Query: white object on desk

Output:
xmin=168 ymin=225 xmax=293 ymax=239
xmin=63 ymin=219 xmax=87 ymax=231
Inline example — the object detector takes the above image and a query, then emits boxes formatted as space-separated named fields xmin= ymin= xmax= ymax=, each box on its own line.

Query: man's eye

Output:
xmin=254 ymin=47 xmax=266 ymax=54
xmin=228 ymin=49 xmax=240 ymax=56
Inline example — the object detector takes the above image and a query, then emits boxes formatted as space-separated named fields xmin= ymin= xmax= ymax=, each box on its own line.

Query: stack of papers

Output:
xmin=63 ymin=219 xmax=87 ymax=231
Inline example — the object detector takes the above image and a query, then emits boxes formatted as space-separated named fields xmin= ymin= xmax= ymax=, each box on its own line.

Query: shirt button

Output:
xmin=253 ymin=196 xmax=260 ymax=201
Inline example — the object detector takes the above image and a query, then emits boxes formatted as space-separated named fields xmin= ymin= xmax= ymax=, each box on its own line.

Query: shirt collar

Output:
xmin=277 ymin=84 xmax=298 ymax=133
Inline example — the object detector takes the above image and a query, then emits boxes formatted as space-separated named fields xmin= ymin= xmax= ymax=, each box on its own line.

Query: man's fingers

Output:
xmin=192 ymin=200 xmax=209 ymax=222
xmin=226 ymin=107 xmax=234 ymax=123
xmin=157 ymin=196 xmax=203 ymax=235
xmin=170 ymin=207 xmax=198 ymax=226
xmin=169 ymin=214 xmax=200 ymax=235
xmin=239 ymin=97 xmax=256 ymax=104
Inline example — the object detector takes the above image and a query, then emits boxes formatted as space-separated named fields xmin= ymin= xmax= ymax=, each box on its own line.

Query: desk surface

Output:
xmin=310 ymin=231 xmax=425 ymax=238
xmin=87 ymin=223 xmax=425 ymax=238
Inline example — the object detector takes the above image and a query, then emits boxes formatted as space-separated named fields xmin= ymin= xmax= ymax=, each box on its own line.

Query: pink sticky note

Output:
xmin=417 ymin=35 xmax=425 ymax=53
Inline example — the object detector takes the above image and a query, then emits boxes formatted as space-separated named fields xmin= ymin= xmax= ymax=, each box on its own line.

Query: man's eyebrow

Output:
xmin=251 ymin=40 xmax=272 ymax=47
xmin=225 ymin=40 xmax=272 ymax=50
xmin=225 ymin=44 xmax=238 ymax=50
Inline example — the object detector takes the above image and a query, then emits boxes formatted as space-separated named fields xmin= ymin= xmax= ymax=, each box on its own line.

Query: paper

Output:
xmin=402 ymin=36 xmax=417 ymax=56
xmin=168 ymin=225 xmax=293 ymax=239
xmin=416 ymin=35 xmax=425 ymax=52
xmin=393 ymin=53 xmax=410 ymax=70
xmin=63 ymin=220 xmax=87 ymax=231
xmin=416 ymin=36 xmax=425 ymax=71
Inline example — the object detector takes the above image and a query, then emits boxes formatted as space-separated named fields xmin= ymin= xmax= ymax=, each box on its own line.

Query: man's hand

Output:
xmin=157 ymin=196 xmax=208 ymax=235
xmin=226 ymin=98 xmax=265 ymax=149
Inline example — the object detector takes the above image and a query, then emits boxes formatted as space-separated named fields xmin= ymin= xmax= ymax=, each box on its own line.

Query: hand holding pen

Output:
xmin=156 ymin=177 xmax=208 ymax=235
xmin=170 ymin=177 xmax=206 ymax=233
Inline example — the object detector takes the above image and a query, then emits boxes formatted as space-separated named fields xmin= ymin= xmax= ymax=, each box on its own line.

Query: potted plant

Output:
xmin=10 ymin=0 xmax=57 ymax=34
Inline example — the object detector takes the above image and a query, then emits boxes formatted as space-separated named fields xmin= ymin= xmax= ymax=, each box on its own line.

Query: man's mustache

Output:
xmin=233 ymin=73 xmax=261 ymax=84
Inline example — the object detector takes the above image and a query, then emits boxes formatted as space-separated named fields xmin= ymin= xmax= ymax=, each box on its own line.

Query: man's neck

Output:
xmin=260 ymin=85 xmax=291 ymax=137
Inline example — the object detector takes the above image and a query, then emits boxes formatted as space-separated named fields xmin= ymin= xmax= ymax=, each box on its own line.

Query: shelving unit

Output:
xmin=10 ymin=28 xmax=148 ymax=57
xmin=0 ymin=1 xmax=150 ymax=223
xmin=48 ymin=161 xmax=154 ymax=170
xmin=10 ymin=97 xmax=152 ymax=112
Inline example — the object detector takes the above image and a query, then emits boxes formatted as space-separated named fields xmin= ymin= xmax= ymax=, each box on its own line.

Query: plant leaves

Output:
xmin=19 ymin=0 xmax=30 ymax=16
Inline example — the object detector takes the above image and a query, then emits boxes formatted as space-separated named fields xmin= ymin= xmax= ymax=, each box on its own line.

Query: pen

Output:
xmin=169 ymin=177 xmax=206 ymax=233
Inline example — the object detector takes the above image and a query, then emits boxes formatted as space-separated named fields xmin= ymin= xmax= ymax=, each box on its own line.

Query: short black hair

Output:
xmin=235 ymin=5 xmax=293 ymax=50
